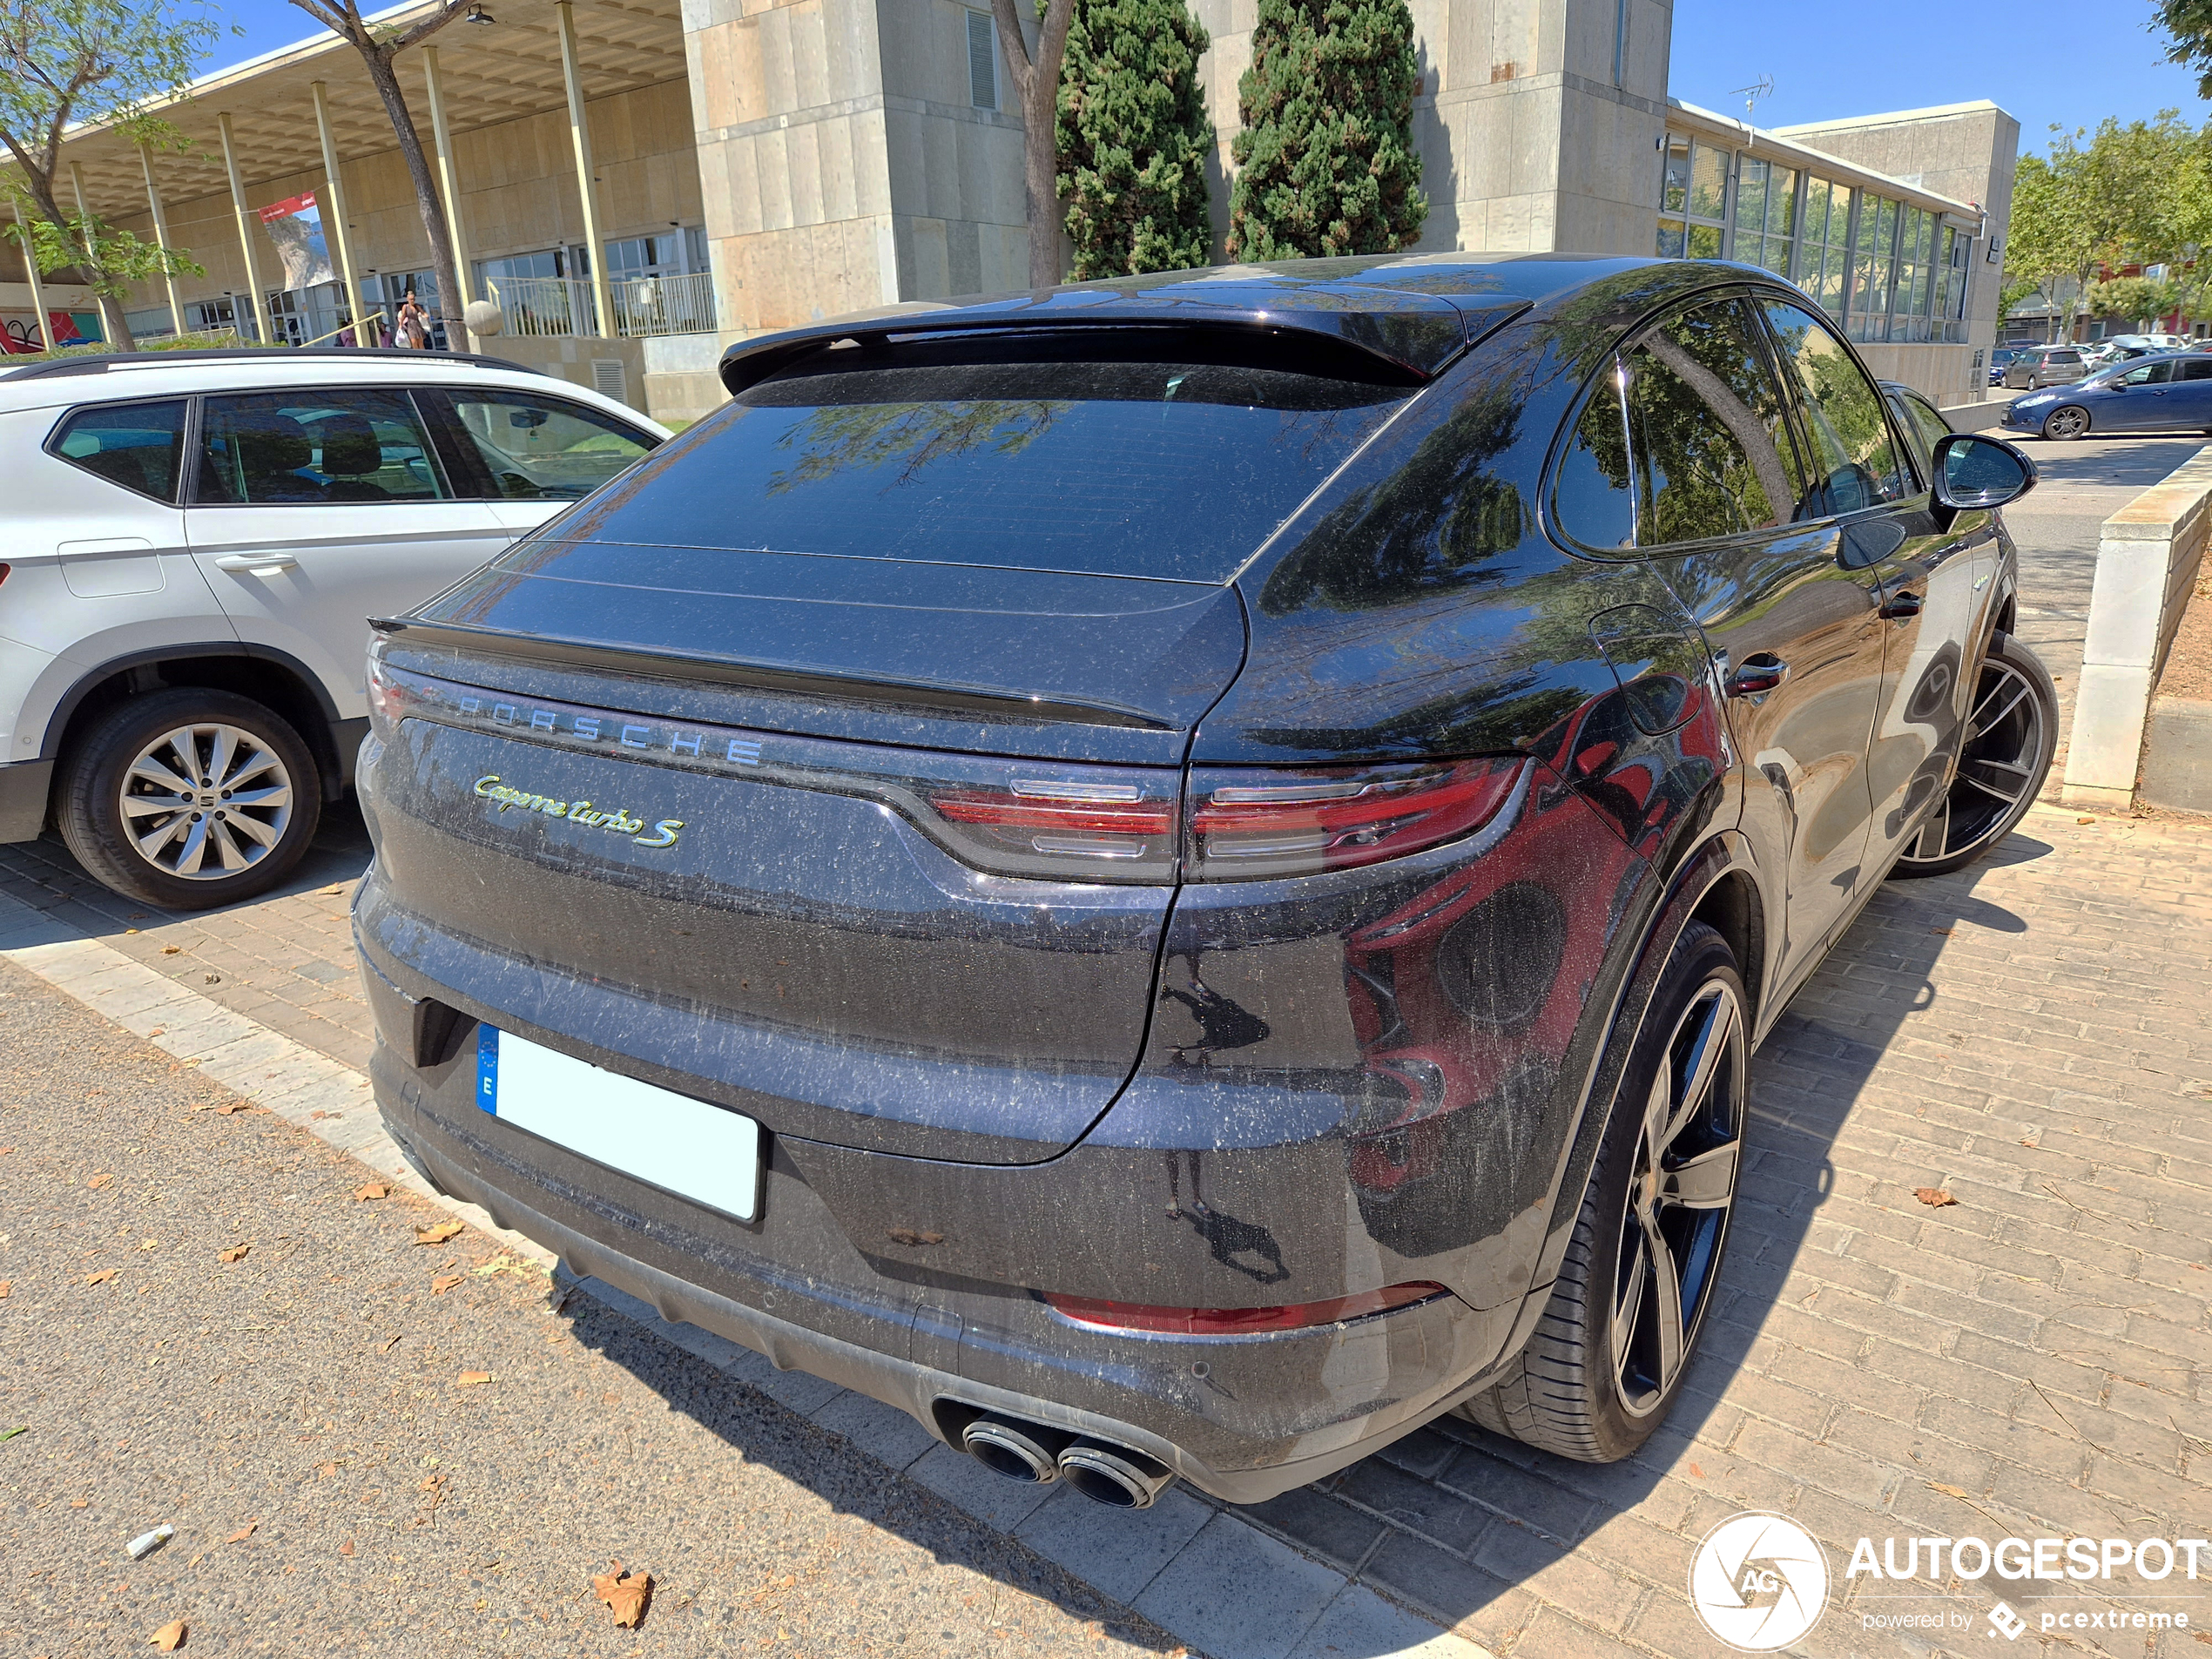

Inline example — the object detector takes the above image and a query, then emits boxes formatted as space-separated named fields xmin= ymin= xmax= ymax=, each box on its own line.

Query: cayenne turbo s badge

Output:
xmin=471 ymin=776 xmax=685 ymax=848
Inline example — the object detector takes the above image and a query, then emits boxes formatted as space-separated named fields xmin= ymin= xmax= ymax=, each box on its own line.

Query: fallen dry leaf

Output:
xmin=1687 ymin=1461 xmax=1705 ymax=1480
xmin=160 ymin=946 xmax=180 ymax=955
xmin=147 ymin=1028 xmax=164 ymax=1038
xmin=431 ymin=1275 xmax=464 ymax=1295
xmin=593 ymin=1562 xmax=653 ymax=1629
xmin=151 ymin=1618 xmax=185 ymax=1650
xmin=218 ymin=1244 xmax=250 ymax=1264
xmin=212 ymin=1102 xmax=253 ymax=1116
xmin=85 ymin=1269 xmax=118 ymax=1285
xmin=455 ymin=1371 xmax=494 ymax=1387
xmin=225 ymin=1521 xmax=256 ymax=1544
xmin=71 ymin=1497 xmax=88 ymax=1507
xmin=1928 ymin=1481 xmax=1971 ymax=1500
xmin=86 ymin=1172 xmax=113 ymax=1189
xmin=1929 ymin=927 xmax=1953 ymax=936
xmin=138 ymin=1238 xmax=159 ymax=1251
xmin=354 ymin=1183 xmax=388 ymax=1202
xmin=1912 ymin=1188 xmax=1958 ymax=1208
xmin=378 ymin=1334 xmax=403 ymax=1353
xmin=316 ymin=1460 xmax=339 ymax=1478
xmin=415 ymin=1220 xmax=464 ymax=1246
xmin=0 ymin=1280 xmax=10 ymax=1299
xmin=2076 ymin=815 xmax=2095 ymax=825
xmin=340 ymin=1538 xmax=354 ymax=1556
xmin=0 ymin=1145 xmax=10 ymax=1154
xmin=887 ymin=1228 xmax=945 ymax=1247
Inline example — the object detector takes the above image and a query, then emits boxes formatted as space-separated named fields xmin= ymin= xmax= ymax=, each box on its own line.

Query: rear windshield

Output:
xmin=540 ymin=334 xmax=1416 ymax=583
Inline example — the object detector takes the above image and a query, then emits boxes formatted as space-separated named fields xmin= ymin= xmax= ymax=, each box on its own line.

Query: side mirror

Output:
xmin=1931 ymin=432 xmax=2036 ymax=520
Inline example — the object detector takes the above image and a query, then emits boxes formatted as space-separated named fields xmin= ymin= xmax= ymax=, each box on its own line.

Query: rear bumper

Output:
xmin=371 ymin=1025 xmax=1535 ymax=1503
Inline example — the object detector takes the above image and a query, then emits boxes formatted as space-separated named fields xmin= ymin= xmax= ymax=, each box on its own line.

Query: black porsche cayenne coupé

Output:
xmin=355 ymin=255 xmax=2054 ymax=1508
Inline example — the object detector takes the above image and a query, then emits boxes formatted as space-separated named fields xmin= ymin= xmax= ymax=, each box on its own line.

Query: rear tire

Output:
xmin=1458 ymin=922 xmax=1746 ymax=1462
xmin=1887 ymin=632 xmax=2056 ymax=879
xmin=57 ymin=688 xmax=322 ymax=911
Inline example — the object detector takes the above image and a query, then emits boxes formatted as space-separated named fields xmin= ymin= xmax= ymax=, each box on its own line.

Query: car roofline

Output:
xmin=0 ymin=346 xmax=542 ymax=382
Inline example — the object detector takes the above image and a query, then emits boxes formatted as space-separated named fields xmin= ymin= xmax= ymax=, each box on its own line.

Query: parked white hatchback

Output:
xmin=0 ymin=347 xmax=666 ymax=907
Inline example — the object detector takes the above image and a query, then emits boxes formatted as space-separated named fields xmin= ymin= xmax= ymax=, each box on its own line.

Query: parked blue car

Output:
xmin=2001 ymin=349 xmax=2212 ymax=440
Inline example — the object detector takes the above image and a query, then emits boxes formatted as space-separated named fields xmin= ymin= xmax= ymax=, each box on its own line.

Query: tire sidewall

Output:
xmin=2041 ymin=407 xmax=2088 ymax=441
xmin=1888 ymin=631 xmax=2057 ymax=880
xmin=60 ymin=689 xmax=322 ymax=910
xmin=1572 ymin=921 xmax=1746 ymax=1460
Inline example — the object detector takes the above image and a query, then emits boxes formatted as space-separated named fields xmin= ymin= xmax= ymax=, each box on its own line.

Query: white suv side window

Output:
xmin=51 ymin=400 xmax=190 ymax=502
xmin=195 ymin=390 xmax=451 ymax=505
xmin=432 ymin=389 xmax=656 ymax=502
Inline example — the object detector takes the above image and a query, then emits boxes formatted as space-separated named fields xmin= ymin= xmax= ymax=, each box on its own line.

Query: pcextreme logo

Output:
xmin=1689 ymin=1513 xmax=1831 ymax=1651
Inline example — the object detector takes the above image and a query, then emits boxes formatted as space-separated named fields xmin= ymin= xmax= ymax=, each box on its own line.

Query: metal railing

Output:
xmin=486 ymin=273 xmax=716 ymax=339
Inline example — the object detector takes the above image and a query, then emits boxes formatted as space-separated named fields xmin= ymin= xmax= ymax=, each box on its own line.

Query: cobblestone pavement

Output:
xmin=4 ymin=458 xmax=2212 ymax=1656
xmin=0 ymin=954 xmax=1177 ymax=1658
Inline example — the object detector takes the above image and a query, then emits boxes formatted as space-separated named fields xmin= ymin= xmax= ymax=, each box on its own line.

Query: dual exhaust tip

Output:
xmin=961 ymin=1414 xmax=1176 ymax=1510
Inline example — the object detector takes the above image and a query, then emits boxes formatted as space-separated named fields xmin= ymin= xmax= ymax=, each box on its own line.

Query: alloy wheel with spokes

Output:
xmin=1891 ymin=632 xmax=2057 ymax=879
xmin=2040 ymin=405 xmax=2089 ymax=441
xmin=120 ymin=722 xmax=295 ymax=880
xmin=1612 ymin=981 xmax=1745 ymax=1418
xmin=57 ymin=688 xmax=322 ymax=910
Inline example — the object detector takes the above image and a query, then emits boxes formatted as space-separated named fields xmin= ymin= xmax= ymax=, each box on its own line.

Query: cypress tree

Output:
xmin=1055 ymin=0 xmax=1217 ymax=280
xmin=1226 ymin=0 xmax=1427 ymax=260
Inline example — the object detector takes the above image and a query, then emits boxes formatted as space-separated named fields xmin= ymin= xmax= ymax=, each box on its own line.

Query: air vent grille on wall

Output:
xmin=590 ymin=358 xmax=627 ymax=406
xmin=967 ymin=10 xmax=996 ymax=111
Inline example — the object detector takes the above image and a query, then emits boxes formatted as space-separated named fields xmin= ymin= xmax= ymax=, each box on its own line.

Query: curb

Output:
xmin=0 ymin=880 xmax=1492 ymax=1659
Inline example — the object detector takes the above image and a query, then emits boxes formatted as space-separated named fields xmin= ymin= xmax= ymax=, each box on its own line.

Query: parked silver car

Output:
xmin=2003 ymin=345 xmax=2091 ymax=389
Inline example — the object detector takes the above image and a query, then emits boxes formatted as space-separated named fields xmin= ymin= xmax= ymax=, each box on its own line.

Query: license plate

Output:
xmin=476 ymin=1027 xmax=760 ymax=1221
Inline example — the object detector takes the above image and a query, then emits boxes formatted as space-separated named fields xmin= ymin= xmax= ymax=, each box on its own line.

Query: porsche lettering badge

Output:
xmin=474 ymin=775 xmax=685 ymax=849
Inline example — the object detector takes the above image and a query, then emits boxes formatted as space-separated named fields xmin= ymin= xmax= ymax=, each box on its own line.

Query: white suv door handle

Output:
xmin=214 ymin=554 xmax=300 ymax=574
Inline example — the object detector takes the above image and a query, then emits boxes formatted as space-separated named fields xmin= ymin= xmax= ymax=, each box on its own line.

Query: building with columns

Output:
xmin=3 ymin=0 xmax=2017 ymax=423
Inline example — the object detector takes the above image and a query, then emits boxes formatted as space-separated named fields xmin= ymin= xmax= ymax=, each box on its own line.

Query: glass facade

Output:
xmin=1655 ymin=133 xmax=1973 ymax=347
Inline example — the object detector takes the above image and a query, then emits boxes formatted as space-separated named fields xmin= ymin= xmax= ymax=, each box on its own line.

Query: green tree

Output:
xmin=283 ymin=0 xmax=476 ymax=343
xmin=0 ymin=0 xmax=220 ymax=351
xmin=2004 ymin=115 xmax=2199 ymax=342
xmin=1055 ymin=0 xmax=1214 ymax=280
xmin=2154 ymin=0 xmax=2212 ymax=98
xmin=2086 ymin=273 xmax=2182 ymax=326
xmin=1226 ymin=0 xmax=1426 ymax=261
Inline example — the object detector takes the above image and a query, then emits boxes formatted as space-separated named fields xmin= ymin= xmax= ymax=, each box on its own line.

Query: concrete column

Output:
xmin=554 ymin=0 xmax=614 ymax=339
xmin=217 ymin=111 xmax=275 ymax=345
xmin=12 ymin=199 xmax=51 ymax=350
xmin=310 ymin=81 xmax=362 ymax=334
xmin=138 ymin=143 xmax=189 ymax=338
xmin=421 ymin=45 xmax=477 ymax=353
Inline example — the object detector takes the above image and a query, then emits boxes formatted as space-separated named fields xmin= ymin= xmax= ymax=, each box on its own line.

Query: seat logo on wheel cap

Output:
xmin=1689 ymin=1511 xmax=1831 ymax=1651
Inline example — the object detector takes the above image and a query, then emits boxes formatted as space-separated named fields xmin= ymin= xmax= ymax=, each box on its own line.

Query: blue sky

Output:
xmin=201 ymin=0 xmax=2208 ymax=165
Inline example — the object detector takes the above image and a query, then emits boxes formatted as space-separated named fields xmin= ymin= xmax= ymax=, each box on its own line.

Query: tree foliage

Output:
xmin=1055 ymin=0 xmax=1214 ymax=280
xmin=0 ymin=0 xmax=224 ymax=349
xmin=1227 ymin=0 xmax=1426 ymax=261
xmin=2085 ymin=274 xmax=2183 ymax=324
xmin=2154 ymin=0 xmax=2212 ymax=100
xmin=2002 ymin=113 xmax=2209 ymax=339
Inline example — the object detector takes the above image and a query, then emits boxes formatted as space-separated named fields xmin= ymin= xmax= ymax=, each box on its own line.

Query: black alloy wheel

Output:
xmin=1889 ymin=632 xmax=2057 ymax=880
xmin=2040 ymin=405 xmax=2090 ymax=441
xmin=57 ymin=687 xmax=323 ymax=911
xmin=1460 ymin=922 xmax=1747 ymax=1462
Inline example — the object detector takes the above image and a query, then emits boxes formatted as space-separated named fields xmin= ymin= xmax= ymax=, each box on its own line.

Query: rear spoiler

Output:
xmin=719 ymin=287 xmax=1529 ymax=396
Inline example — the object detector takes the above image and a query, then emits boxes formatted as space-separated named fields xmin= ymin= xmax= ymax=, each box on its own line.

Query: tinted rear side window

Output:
xmin=51 ymin=400 xmax=188 ymax=502
xmin=548 ymin=337 xmax=1415 ymax=583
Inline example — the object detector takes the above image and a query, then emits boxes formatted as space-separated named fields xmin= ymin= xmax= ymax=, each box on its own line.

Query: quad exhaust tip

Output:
xmin=960 ymin=1413 xmax=1176 ymax=1509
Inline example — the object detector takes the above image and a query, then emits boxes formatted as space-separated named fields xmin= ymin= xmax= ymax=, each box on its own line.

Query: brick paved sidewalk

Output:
xmin=6 ymin=798 xmax=2210 ymax=1658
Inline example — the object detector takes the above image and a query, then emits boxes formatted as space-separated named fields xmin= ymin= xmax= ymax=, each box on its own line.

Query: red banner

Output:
xmin=258 ymin=190 xmax=318 ymax=224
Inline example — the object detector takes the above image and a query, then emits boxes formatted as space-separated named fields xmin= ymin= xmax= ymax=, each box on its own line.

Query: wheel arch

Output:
xmin=44 ymin=645 xmax=350 ymax=804
xmin=1521 ymin=832 xmax=1767 ymax=1305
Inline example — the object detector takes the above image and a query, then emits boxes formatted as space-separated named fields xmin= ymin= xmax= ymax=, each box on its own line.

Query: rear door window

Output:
xmin=543 ymin=335 xmax=1415 ymax=583
xmin=51 ymin=400 xmax=189 ymax=502
xmin=195 ymin=390 xmax=450 ymax=504
xmin=1757 ymin=302 xmax=1909 ymax=517
xmin=423 ymin=389 xmax=658 ymax=501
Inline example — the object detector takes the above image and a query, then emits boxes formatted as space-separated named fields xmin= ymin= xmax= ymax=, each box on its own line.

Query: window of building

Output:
xmin=1797 ymin=179 xmax=1851 ymax=316
xmin=967 ymin=10 xmax=997 ymax=110
xmin=1732 ymin=158 xmax=1797 ymax=275
xmin=124 ymin=307 xmax=177 ymax=342
xmin=1656 ymin=137 xmax=1726 ymax=259
xmin=1844 ymin=195 xmax=1898 ymax=342
xmin=604 ymin=232 xmax=707 ymax=282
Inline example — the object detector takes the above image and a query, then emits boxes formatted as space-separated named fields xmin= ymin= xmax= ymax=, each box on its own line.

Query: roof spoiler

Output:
xmin=718 ymin=290 xmax=1530 ymax=396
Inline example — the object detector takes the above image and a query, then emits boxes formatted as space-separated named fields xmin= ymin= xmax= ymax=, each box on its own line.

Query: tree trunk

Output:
xmin=21 ymin=174 xmax=137 ymax=352
xmin=1022 ymin=78 xmax=1061 ymax=291
xmin=360 ymin=45 xmax=466 ymax=349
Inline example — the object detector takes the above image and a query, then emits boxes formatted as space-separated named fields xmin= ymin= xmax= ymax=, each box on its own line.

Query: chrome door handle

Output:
xmin=1726 ymin=655 xmax=1789 ymax=698
xmin=214 ymin=553 xmax=300 ymax=573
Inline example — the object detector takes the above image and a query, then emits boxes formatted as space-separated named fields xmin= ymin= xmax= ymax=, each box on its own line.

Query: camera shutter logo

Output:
xmin=1689 ymin=1512 xmax=1831 ymax=1651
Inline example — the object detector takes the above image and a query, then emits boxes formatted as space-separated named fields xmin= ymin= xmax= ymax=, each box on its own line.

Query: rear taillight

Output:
xmin=365 ymin=641 xmax=412 ymax=732
xmin=0 ymin=563 xmax=10 ymax=586
xmin=1186 ymin=758 xmax=1522 ymax=880
xmin=1045 ymin=1281 xmax=1451 ymax=1336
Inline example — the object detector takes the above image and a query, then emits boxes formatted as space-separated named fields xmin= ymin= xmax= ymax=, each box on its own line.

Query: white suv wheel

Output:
xmin=120 ymin=722 xmax=296 ymax=880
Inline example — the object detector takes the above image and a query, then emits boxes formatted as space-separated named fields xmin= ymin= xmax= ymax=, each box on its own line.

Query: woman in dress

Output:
xmin=395 ymin=288 xmax=431 ymax=349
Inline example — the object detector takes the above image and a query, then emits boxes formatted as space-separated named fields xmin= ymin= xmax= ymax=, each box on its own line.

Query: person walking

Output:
xmin=395 ymin=288 xmax=431 ymax=349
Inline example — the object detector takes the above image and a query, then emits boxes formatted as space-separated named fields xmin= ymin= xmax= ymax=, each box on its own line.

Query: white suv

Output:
xmin=0 ymin=347 xmax=667 ymax=908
